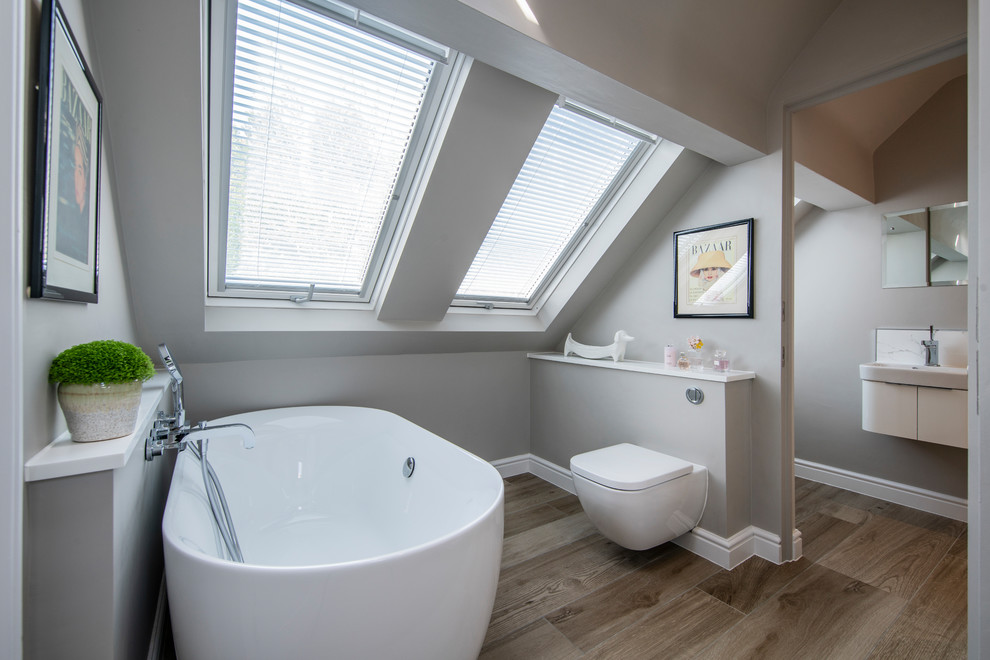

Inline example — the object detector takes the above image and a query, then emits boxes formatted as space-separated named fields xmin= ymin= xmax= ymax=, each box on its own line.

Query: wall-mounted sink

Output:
xmin=859 ymin=362 xmax=968 ymax=390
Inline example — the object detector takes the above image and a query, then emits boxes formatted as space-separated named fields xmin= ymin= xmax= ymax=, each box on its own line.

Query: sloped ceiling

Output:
xmin=84 ymin=0 xmax=968 ymax=362
xmin=458 ymin=0 xmax=844 ymax=157
xmin=794 ymin=56 xmax=967 ymax=208
xmin=806 ymin=56 xmax=967 ymax=154
xmin=350 ymin=0 xmax=845 ymax=164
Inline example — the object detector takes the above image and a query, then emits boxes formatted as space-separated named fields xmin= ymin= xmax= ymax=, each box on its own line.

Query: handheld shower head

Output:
xmin=158 ymin=343 xmax=185 ymax=426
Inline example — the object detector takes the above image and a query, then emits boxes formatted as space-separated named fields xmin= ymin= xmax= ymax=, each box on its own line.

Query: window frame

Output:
xmin=206 ymin=0 xmax=460 ymax=305
xmin=451 ymin=99 xmax=658 ymax=310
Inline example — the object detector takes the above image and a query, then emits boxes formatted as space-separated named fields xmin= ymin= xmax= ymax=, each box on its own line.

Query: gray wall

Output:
xmin=531 ymin=360 xmax=752 ymax=537
xmin=559 ymin=154 xmax=787 ymax=538
xmin=180 ymin=351 xmax=532 ymax=462
xmin=25 ymin=437 xmax=171 ymax=660
xmin=794 ymin=77 xmax=968 ymax=498
xmin=19 ymin=2 xmax=167 ymax=658
xmin=22 ymin=0 xmax=139 ymax=461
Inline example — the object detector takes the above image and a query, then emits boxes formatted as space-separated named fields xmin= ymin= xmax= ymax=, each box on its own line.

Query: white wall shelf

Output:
xmin=527 ymin=352 xmax=756 ymax=383
xmin=24 ymin=373 xmax=169 ymax=482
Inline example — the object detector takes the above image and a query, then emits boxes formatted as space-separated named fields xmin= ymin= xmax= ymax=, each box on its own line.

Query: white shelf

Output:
xmin=25 ymin=373 xmax=170 ymax=482
xmin=527 ymin=352 xmax=756 ymax=382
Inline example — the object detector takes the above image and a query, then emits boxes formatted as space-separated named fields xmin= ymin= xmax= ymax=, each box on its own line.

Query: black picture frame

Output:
xmin=29 ymin=0 xmax=102 ymax=303
xmin=673 ymin=218 xmax=753 ymax=318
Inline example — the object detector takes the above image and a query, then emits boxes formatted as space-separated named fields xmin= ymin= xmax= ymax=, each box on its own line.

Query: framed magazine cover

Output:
xmin=29 ymin=0 xmax=102 ymax=303
xmin=674 ymin=218 xmax=753 ymax=318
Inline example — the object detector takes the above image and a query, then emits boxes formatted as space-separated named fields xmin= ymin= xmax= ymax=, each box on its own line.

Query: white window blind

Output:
xmin=455 ymin=103 xmax=648 ymax=304
xmin=220 ymin=0 xmax=442 ymax=297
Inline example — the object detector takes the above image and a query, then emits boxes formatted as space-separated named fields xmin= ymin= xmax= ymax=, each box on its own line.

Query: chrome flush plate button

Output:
xmin=685 ymin=387 xmax=704 ymax=405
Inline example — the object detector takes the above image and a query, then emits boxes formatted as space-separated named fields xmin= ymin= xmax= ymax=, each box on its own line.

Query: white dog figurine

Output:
xmin=564 ymin=330 xmax=635 ymax=362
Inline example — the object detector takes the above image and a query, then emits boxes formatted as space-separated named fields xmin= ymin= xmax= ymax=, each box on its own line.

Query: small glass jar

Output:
xmin=713 ymin=349 xmax=730 ymax=372
xmin=688 ymin=349 xmax=703 ymax=371
xmin=677 ymin=352 xmax=690 ymax=370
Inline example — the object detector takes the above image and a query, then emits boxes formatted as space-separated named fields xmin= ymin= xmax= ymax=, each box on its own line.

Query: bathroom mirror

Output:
xmin=882 ymin=202 xmax=968 ymax=288
xmin=929 ymin=202 xmax=968 ymax=286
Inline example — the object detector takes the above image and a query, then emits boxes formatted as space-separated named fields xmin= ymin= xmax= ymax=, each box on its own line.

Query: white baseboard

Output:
xmin=490 ymin=454 xmax=798 ymax=568
xmin=795 ymin=458 xmax=967 ymax=522
xmin=674 ymin=525 xmax=803 ymax=569
xmin=491 ymin=453 xmax=576 ymax=494
xmin=528 ymin=455 xmax=576 ymax=494
xmin=490 ymin=454 xmax=531 ymax=478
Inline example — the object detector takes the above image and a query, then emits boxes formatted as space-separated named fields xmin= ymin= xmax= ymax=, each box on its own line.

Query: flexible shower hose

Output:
xmin=190 ymin=439 xmax=245 ymax=563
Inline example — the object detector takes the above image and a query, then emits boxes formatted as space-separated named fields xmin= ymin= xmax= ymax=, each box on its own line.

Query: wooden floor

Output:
xmin=480 ymin=474 xmax=967 ymax=660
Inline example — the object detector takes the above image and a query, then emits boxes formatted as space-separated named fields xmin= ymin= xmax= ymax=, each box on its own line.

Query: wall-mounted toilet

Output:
xmin=570 ymin=443 xmax=708 ymax=551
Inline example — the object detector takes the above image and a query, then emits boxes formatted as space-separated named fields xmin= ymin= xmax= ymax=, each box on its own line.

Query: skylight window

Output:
xmin=209 ymin=0 xmax=452 ymax=302
xmin=455 ymin=102 xmax=653 ymax=306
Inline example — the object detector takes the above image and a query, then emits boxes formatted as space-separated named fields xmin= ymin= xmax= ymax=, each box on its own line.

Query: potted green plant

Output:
xmin=49 ymin=340 xmax=155 ymax=442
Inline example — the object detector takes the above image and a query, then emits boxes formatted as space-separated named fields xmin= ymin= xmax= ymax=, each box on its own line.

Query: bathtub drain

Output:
xmin=403 ymin=457 xmax=415 ymax=478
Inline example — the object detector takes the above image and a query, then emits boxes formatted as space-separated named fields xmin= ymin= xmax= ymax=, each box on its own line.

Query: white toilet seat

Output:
xmin=570 ymin=443 xmax=707 ymax=551
xmin=570 ymin=442 xmax=693 ymax=490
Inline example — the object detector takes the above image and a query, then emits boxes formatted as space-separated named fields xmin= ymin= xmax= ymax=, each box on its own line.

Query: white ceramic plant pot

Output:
xmin=57 ymin=381 xmax=143 ymax=442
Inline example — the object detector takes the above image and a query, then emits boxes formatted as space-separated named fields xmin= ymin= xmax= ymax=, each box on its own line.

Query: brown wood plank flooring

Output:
xmin=481 ymin=473 xmax=967 ymax=659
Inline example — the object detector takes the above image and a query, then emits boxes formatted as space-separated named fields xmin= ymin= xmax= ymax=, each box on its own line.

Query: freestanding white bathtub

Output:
xmin=162 ymin=406 xmax=504 ymax=660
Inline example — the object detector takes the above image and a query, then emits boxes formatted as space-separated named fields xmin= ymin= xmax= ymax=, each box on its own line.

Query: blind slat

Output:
xmin=223 ymin=0 xmax=437 ymax=292
xmin=457 ymin=105 xmax=644 ymax=302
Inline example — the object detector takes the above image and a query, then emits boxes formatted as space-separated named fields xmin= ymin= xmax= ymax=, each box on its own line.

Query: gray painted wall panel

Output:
xmin=561 ymin=155 xmax=785 ymax=537
xmin=20 ymin=1 xmax=163 ymax=657
xmin=530 ymin=359 xmax=753 ymax=537
xmin=724 ymin=380 xmax=753 ymax=532
xmin=179 ymin=351 xmax=531 ymax=461
xmin=112 ymin=445 xmax=172 ymax=660
xmin=22 ymin=0 xmax=139 ymax=462
xmin=24 ymin=410 xmax=171 ymax=660
xmin=25 ymin=473 xmax=114 ymax=660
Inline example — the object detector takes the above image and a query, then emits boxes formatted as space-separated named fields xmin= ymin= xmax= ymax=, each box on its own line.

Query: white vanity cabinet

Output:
xmin=862 ymin=381 xmax=918 ymax=439
xmin=861 ymin=378 xmax=967 ymax=448
xmin=917 ymin=387 xmax=967 ymax=448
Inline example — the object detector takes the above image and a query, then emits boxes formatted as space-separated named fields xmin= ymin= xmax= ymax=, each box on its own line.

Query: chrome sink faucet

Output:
xmin=922 ymin=325 xmax=939 ymax=367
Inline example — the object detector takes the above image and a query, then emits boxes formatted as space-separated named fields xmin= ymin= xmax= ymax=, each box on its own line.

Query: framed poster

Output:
xmin=30 ymin=0 xmax=102 ymax=302
xmin=674 ymin=218 xmax=753 ymax=318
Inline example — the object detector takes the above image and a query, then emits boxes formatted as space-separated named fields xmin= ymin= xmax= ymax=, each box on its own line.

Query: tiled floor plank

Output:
xmin=797 ymin=511 xmax=860 ymax=562
xmin=485 ymin=534 xmax=664 ymax=644
xmin=547 ymin=494 xmax=583 ymax=516
xmin=697 ymin=555 xmax=812 ymax=614
xmin=503 ymin=502 xmax=572 ymax=539
xmin=478 ymin=619 xmax=583 ymax=660
xmin=866 ymin=500 xmax=967 ymax=538
xmin=501 ymin=512 xmax=598 ymax=569
xmin=819 ymin=515 xmax=956 ymax=598
xmin=868 ymin=553 xmax=967 ymax=659
xmin=545 ymin=543 xmax=721 ymax=650
xmin=503 ymin=477 xmax=573 ymax=516
xmin=581 ymin=588 xmax=743 ymax=660
xmin=694 ymin=564 xmax=908 ymax=659
xmin=795 ymin=479 xmax=883 ymax=523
